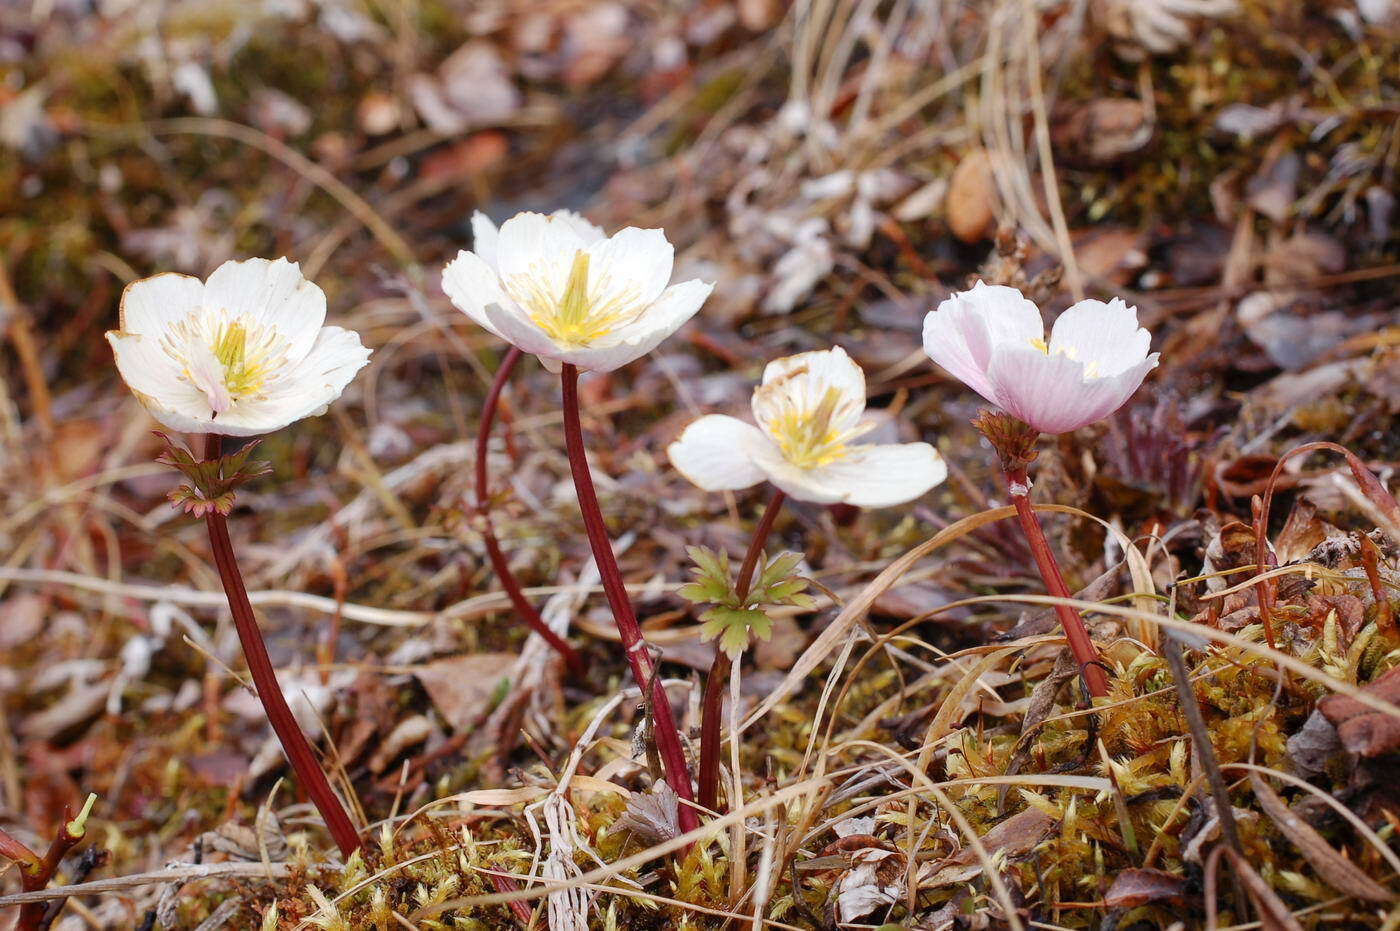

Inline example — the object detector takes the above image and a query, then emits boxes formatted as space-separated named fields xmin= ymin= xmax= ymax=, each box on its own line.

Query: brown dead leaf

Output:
xmin=924 ymin=808 xmax=1055 ymax=886
xmin=1103 ymin=867 xmax=1186 ymax=908
xmin=948 ymin=148 xmax=996 ymax=243
xmin=1317 ymin=665 xmax=1400 ymax=758
xmin=414 ymin=653 xmax=517 ymax=733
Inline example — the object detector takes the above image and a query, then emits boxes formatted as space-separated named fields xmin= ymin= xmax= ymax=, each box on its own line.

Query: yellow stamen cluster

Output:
xmin=510 ymin=250 xmax=642 ymax=347
xmin=163 ymin=313 xmax=281 ymax=409
xmin=1028 ymin=336 xmax=1100 ymax=378
xmin=210 ymin=320 xmax=271 ymax=398
xmin=760 ymin=376 xmax=872 ymax=469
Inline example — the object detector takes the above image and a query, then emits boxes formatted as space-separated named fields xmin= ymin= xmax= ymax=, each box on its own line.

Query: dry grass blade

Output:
xmin=741 ymin=504 xmax=1019 ymax=732
xmin=1247 ymin=772 xmax=1393 ymax=903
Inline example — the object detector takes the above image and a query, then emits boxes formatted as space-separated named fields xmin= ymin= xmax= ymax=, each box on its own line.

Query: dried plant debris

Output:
xmin=3 ymin=0 xmax=1400 ymax=928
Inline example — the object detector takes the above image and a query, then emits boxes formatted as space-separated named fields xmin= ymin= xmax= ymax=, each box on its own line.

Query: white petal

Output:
xmin=591 ymin=278 xmax=711 ymax=350
xmin=442 ymin=249 xmax=514 ymax=338
xmin=213 ymin=326 xmax=371 ymax=434
xmin=986 ymin=344 xmax=1158 ymax=434
xmin=117 ymin=273 xmax=205 ymax=337
xmin=470 ymin=212 xmax=500 ymax=271
xmin=584 ymin=226 xmax=674 ymax=309
xmin=201 ymin=258 xmax=327 ymax=363
xmin=754 ymin=346 xmax=867 ymax=435
xmin=747 ymin=442 xmax=844 ymax=504
xmin=922 ymin=281 xmax=1043 ymax=404
xmin=517 ymin=279 xmax=712 ymax=373
xmin=1048 ymin=297 xmax=1152 ymax=377
xmin=495 ymin=212 xmax=590 ymax=300
xmin=807 ymin=443 xmax=947 ymax=508
xmin=667 ymin=415 xmax=767 ymax=492
xmin=549 ymin=209 xmax=606 ymax=244
xmin=481 ymin=300 xmax=567 ymax=358
xmin=107 ymin=331 xmax=215 ymax=429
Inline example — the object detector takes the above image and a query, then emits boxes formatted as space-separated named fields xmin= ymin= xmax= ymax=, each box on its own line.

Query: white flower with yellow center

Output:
xmin=106 ymin=258 xmax=371 ymax=436
xmin=668 ymin=347 xmax=946 ymax=507
xmin=442 ymin=210 xmax=713 ymax=372
xmin=922 ymin=281 xmax=1159 ymax=434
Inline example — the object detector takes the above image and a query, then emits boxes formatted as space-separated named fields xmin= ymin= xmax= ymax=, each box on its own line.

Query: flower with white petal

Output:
xmin=922 ymin=281 xmax=1159 ymax=435
xmin=442 ymin=210 xmax=713 ymax=372
xmin=106 ymin=258 xmax=371 ymax=436
xmin=668 ymin=347 xmax=946 ymax=507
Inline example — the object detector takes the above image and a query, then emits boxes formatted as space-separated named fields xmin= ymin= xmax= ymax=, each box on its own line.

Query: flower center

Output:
xmin=162 ymin=313 xmax=283 ymax=415
xmin=1029 ymin=337 xmax=1099 ymax=378
xmin=764 ymin=383 xmax=872 ymax=469
xmin=508 ymin=250 xmax=643 ymax=347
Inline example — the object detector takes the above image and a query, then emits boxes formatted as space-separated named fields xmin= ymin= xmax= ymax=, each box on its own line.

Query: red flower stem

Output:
xmin=475 ymin=348 xmax=585 ymax=677
xmin=696 ymin=488 xmax=786 ymax=813
xmin=558 ymin=365 xmax=699 ymax=836
xmin=202 ymin=436 xmax=362 ymax=858
xmin=1005 ymin=467 xmax=1109 ymax=698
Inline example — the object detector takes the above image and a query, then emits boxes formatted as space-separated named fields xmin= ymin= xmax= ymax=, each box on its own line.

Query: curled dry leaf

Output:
xmin=947 ymin=148 xmax=996 ymax=243
xmin=1317 ymin=664 xmax=1400 ymax=758
xmin=1103 ymin=867 xmax=1187 ymax=908
xmin=923 ymin=807 xmax=1056 ymax=886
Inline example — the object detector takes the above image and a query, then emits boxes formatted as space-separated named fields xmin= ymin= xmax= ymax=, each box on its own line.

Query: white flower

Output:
xmin=106 ymin=258 xmax=371 ymax=436
xmin=442 ymin=210 xmax=713 ymax=373
xmin=922 ymin=282 xmax=1159 ymax=434
xmin=668 ymin=347 xmax=946 ymax=507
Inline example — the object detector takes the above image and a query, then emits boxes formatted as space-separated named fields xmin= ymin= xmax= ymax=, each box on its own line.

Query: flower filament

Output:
xmin=760 ymin=377 xmax=873 ymax=469
xmin=509 ymin=250 xmax=643 ymax=347
xmin=163 ymin=312 xmax=283 ymax=415
xmin=1028 ymin=337 xmax=1100 ymax=378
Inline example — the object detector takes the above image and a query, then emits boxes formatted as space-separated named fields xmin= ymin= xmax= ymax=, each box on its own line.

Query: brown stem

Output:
xmin=1005 ymin=467 xmax=1109 ymax=698
xmin=203 ymin=436 xmax=362 ymax=858
xmin=475 ymin=348 xmax=585 ymax=677
xmin=558 ymin=365 xmax=699 ymax=836
xmin=697 ymin=489 xmax=786 ymax=813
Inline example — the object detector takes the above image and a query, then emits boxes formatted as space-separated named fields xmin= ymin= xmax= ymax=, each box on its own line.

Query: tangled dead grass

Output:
xmin=2 ymin=0 xmax=1399 ymax=928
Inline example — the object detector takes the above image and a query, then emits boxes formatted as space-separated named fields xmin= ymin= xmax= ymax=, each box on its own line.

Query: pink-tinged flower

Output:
xmin=922 ymin=282 xmax=1159 ymax=434
xmin=668 ymin=347 xmax=946 ymax=507
xmin=106 ymin=258 xmax=371 ymax=436
xmin=442 ymin=210 xmax=713 ymax=373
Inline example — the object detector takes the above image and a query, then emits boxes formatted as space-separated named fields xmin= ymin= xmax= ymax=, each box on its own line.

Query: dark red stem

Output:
xmin=696 ymin=489 xmax=785 ymax=813
xmin=1006 ymin=467 xmax=1109 ymax=698
xmin=475 ymin=348 xmax=585 ymax=677
xmin=203 ymin=436 xmax=362 ymax=858
xmin=558 ymin=365 xmax=699 ymax=836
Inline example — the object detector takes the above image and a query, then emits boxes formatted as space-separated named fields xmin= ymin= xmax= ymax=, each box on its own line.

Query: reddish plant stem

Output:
xmin=475 ymin=348 xmax=585 ymax=677
xmin=203 ymin=436 xmax=362 ymax=858
xmin=558 ymin=365 xmax=699 ymax=836
xmin=696 ymin=489 xmax=786 ymax=813
xmin=1005 ymin=467 xmax=1109 ymax=698
xmin=4 ymin=796 xmax=93 ymax=931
